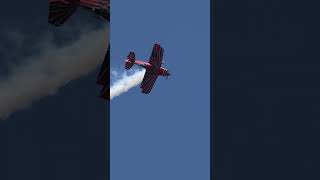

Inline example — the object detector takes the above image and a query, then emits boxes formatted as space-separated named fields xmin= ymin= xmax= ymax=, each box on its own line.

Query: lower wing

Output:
xmin=140 ymin=69 xmax=158 ymax=94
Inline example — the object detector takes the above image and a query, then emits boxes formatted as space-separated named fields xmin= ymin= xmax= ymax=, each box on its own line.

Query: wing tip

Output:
xmin=141 ymin=89 xmax=151 ymax=94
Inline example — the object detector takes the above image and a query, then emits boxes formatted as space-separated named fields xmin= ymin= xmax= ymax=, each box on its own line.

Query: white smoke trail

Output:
xmin=110 ymin=69 xmax=146 ymax=100
xmin=0 ymin=26 xmax=109 ymax=119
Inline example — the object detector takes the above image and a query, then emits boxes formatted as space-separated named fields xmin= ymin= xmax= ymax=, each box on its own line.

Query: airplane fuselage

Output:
xmin=127 ymin=60 xmax=170 ymax=77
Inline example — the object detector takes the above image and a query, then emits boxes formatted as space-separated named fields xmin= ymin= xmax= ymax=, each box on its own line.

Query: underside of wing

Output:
xmin=140 ymin=69 xmax=158 ymax=94
xmin=148 ymin=44 xmax=164 ymax=69
xmin=48 ymin=0 xmax=79 ymax=26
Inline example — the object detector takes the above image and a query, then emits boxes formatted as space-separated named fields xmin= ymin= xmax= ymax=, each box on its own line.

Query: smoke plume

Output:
xmin=0 ymin=26 xmax=109 ymax=119
xmin=110 ymin=69 xmax=145 ymax=100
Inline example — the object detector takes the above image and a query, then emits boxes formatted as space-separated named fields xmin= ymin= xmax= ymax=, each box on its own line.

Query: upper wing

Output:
xmin=48 ymin=0 xmax=79 ymax=26
xmin=140 ymin=69 xmax=158 ymax=94
xmin=148 ymin=44 xmax=164 ymax=70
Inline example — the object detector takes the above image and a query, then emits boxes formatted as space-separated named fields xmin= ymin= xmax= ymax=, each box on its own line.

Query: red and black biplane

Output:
xmin=125 ymin=44 xmax=170 ymax=94
xmin=48 ymin=0 xmax=110 ymax=100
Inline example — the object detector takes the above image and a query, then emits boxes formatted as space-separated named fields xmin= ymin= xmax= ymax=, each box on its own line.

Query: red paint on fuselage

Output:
xmin=130 ymin=60 xmax=169 ymax=77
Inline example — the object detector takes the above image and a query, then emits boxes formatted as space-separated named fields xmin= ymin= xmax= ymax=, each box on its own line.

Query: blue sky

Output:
xmin=110 ymin=0 xmax=210 ymax=179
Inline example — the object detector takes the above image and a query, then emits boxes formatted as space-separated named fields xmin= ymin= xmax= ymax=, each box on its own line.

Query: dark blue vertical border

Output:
xmin=105 ymin=101 xmax=110 ymax=180
xmin=107 ymin=24 xmax=110 ymax=180
xmin=212 ymin=0 xmax=320 ymax=179
xmin=106 ymin=4 xmax=110 ymax=180
xmin=211 ymin=0 xmax=224 ymax=178
xmin=210 ymin=0 xmax=216 ymax=179
xmin=106 ymin=9 xmax=110 ymax=180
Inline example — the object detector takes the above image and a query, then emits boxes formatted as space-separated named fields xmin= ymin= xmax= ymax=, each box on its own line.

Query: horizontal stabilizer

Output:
xmin=127 ymin=51 xmax=135 ymax=61
xmin=125 ymin=51 xmax=135 ymax=69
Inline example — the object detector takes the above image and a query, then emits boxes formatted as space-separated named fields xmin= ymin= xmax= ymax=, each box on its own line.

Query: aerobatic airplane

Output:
xmin=48 ymin=0 xmax=110 ymax=100
xmin=125 ymin=44 xmax=171 ymax=94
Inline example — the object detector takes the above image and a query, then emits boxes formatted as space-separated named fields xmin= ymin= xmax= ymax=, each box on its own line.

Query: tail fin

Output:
xmin=125 ymin=51 xmax=135 ymax=70
xmin=48 ymin=0 xmax=79 ymax=26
